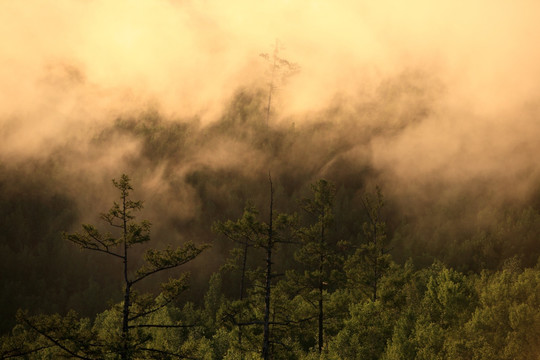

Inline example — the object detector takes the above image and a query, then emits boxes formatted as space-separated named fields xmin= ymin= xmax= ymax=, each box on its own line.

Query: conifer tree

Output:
xmin=259 ymin=40 xmax=299 ymax=128
xmin=213 ymin=204 xmax=265 ymax=345
xmin=9 ymin=174 xmax=207 ymax=359
xmin=345 ymin=186 xmax=391 ymax=301
xmin=214 ymin=176 xmax=296 ymax=359
xmin=293 ymin=179 xmax=343 ymax=353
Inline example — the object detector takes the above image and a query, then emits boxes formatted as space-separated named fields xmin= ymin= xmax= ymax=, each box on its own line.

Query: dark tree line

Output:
xmin=2 ymin=175 xmax=208 ymax=359
xmin=2 ymin=174 xmax=540 ymax=359
xmin=3 ymin=95 xmax=540 ymax=338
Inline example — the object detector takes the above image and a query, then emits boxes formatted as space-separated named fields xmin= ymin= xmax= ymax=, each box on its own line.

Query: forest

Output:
xmin=1 ymin=86 xmax=540 ymax=358
xmin=2 ymin=2 xmax=540 ymax=357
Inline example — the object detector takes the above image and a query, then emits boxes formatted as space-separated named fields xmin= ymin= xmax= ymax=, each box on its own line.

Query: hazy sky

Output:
xmin=3 ymin=0 xmax=540 ymax=115
xmin=2 ymin=0 xmax=540 ymax=202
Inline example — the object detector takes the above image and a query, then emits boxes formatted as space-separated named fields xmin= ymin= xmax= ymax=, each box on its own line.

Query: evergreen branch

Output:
xmin=132 ymin=263 xmax=182 ymax=285
xmin=128 ymin=323 xmax=198 ymax=329
xmin=78 ymin=245 xmax=124 ymax=259
xmin=270 ymin=338 xmax=294 ymax=352
xmin=138 ymin=347 xmax=198 ymax=360
xmin=274 ymin=238 xmax=301 ymax=245
xmin=234 ymin=316 xmax=316 ymax=327
xmin=269 ymin=316 xmax=317 ymax=326
xmin=0 ymin=344 xmax=54 ymax=359
xmin=129 ymin=277 xmax=188 ymax=321
xmin=236 ymin=320 xmax=264 ymax=326
xmin=133 ymin=243 xmax=207 ymax=285
xmin=82 ymin=226 xmax=112 ymax=249
xmin=19 ymin=316 xmax=95 ymax=360
xmin=64 ymin=227 xmax=123 ymax=259
xmin=99 ymin=212 xmax=124 ymax=228
xmin=128 ymin=298 xmax=173 ymax=322
xmin=216 ymin=229 xmax=258 ymax=247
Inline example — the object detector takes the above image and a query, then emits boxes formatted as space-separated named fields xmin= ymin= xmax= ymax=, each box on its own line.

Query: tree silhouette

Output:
xmin=10 ymin=174 xmax=208 ymax=359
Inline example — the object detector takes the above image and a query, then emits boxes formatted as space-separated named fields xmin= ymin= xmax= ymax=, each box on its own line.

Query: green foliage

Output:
xmin=3 ymin=173 xmax=540 ymax=359
xmin=6 ymin=95 xmax=540 ymax=340
xmin=345 ymin=187 xmax=391 ymax=301
xmin=415 ymin=264 xmax=477 ymax=330
xmin=136 ymin=243 xmax=207 ymax=282
xmin=287 ymin=180 xmax=344 ymax=353
xmin=330 ymin=300 xmax=393 ymax=360
xmin=381 ymin=310 xmax=417 ymax=360
xmin=9 ymin=309 xmax=100 ymax=359
xmin=213 ymin=204 xmax=267 ymax=295
xmin=295 ymin=180 xmax=342 ymax=284
xmin=2 ymin=174 xmax=207 ymax=359
xmin=463 ymin=265 xmax=540 ymax=360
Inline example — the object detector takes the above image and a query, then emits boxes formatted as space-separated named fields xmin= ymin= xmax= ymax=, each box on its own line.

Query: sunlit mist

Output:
xmin=2 ymin=0 xmax=540 ymax=210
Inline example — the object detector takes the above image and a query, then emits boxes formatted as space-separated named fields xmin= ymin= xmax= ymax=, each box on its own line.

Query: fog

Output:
xmin=2 ymin=1 xmax=540 ymax=333
xmin=2 ymin=0 xmax=540 ymax=250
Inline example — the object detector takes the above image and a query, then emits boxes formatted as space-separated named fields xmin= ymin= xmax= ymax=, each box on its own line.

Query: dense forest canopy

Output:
xmin=2 ymin=0 xmax=540 ymax=358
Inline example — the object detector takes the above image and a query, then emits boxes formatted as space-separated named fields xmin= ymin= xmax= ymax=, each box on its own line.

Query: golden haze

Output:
xmin=1 ymin=0 xmax=540 ymax=204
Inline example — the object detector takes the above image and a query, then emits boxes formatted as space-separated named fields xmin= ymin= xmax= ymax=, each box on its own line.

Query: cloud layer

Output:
xmin=2 ymin=0 xmax=540 ymax=209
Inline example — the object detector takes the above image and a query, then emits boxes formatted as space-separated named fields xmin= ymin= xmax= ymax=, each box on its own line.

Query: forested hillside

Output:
xmin=2 ymin=1 xmax=540 ymax=357
xmin=1 ymin=166 xmax=539 ymax=359
xmin=1 ymin=86 xmax=540 ymax=358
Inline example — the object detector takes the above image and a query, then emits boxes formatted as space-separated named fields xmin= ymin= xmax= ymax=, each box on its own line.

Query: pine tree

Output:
xmin=213 ymin=203 xmax=265 ymax=345
xmin=9 ymin=174 xmax=208 ymax=359
xmin=345 ymin=186 xmax=391 ymax=301
xmin=293 ymin=179 xmax=343 ymax=353
xmin=214 ymin=176 xmax=296 ymax=359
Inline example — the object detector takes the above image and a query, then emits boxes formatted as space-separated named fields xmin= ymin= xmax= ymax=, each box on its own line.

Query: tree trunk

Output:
xmin=238 ymin=241 xmax=249 ymax=344
xmin=121 ymin=282 xmax=131 ymax=360
xmin=318 ymin=223 xmax=325 ymax=353
xmin=262 ymin=176 xmax=274 ymax=360
xmin=318 ymin=280 xmax=323 ymax=353
xmin=121 ymin=192 xmax=130 ymax=360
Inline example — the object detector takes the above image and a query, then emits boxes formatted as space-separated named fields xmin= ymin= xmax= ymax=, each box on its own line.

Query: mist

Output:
xmin=2 ymin=0 xmax=540 ymax=332
xmin=2 ymin=0 xmax=540 ymax=188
